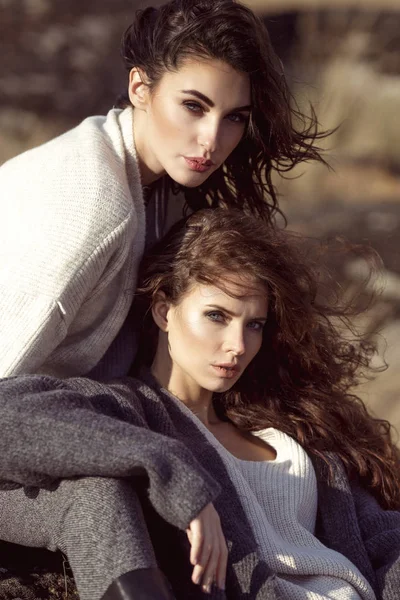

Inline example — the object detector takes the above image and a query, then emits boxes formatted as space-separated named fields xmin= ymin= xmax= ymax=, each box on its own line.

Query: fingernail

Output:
xmin=194 ymin=573 xmax=201 ymax=585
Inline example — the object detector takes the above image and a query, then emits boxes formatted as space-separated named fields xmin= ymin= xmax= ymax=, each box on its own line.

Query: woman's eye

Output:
xmin=206 ymin=311 xmax=226 ymax=323
xmin=248 ymin=321 xmax=264 ymax=332
xmin=183 ymin=101 xmax=204 ymax=114
xmin=226 ymin=113 xmax=248 ymax=124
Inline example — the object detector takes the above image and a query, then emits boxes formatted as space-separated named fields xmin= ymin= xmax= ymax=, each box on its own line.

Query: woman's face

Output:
xmin=155 ymin=275 xmax=268 ymax=401
xmin=131 ymin=58 xmax=251 ymax=186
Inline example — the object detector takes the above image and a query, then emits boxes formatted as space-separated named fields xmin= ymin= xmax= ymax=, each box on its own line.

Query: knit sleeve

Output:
xmin=0 ymin=288 xmax=69 ymax=376
xmin=0 ymin=139 xmax=91 ymax=376
xmin=0 ymin=374 xmax=221 ymax=530
xmin=0 ymin=191 xmax=134 ymax=377
xmin=353 ymin=482 xmax=400 ymax=600
xmin=0 ymin=110 xmax=144 ymax=378
xmin=0 ymin=218 xmax=131 ymax=377
xmin=0 ymin=233 xmax=126 ymax=377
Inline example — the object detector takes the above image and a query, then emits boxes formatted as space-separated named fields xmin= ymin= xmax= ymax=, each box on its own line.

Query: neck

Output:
xmin=151 ymin=351 xmax=220 ymax=427
xmin=132 ymin=109 xmax=165 ymax=186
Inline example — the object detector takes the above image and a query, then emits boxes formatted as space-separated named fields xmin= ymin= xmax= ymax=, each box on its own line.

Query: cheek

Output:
xmin=246 ymin=335 xmax=263 ymax=363
xmin=151 ymin=100 xmax=188 ymax=140
xmin=221 ymin=125 xmax=245 ymax=156
xmin=179 ymin=316 xmax=213 ymax=346
xmin=171 ymin=313 xmax=220 ymax=355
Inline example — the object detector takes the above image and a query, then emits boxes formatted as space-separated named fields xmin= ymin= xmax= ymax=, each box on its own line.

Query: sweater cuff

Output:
xmin=147 ymin=440 xmax=221 ymax=530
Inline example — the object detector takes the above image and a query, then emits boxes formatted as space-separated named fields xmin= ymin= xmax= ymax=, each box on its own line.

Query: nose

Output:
xmin=197 ymin=118 xmax=221 ymax=155
xmin=224 ymin=326 xmax=246 ymax=357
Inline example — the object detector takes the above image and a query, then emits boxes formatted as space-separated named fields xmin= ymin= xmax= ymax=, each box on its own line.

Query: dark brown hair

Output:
xmin=135 ymin=208 xmax=400 ymax=509
xmin=117 ymin=0 xmax=328 ymax=223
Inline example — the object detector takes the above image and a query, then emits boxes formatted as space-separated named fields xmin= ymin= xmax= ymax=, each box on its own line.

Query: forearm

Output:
xmin=0 ymin=375 xmax=220 ymax=529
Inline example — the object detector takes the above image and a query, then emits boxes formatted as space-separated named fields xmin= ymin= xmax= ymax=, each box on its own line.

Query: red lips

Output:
xmin=186 ymin=157 xmax=213 ymax=166
xmin=183 ymin=157 xmax=214 ymax=173
xmin=211 ymin=364 xmax=239 ymax=379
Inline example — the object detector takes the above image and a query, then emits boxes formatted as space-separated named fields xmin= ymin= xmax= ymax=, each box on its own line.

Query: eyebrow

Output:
xmin=180 ymin=89 xmax=252 ymax=112
xmin=205 ymin=304 xmax=267 ymax=321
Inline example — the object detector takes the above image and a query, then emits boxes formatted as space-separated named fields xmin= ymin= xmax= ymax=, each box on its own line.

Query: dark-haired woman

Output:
xmin=1 ymin=209 xmax=399 ymax=600
xmin=0 ymin=0 xmax=325 ymax=379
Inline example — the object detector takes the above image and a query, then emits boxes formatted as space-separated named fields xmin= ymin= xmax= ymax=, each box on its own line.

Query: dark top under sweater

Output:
xmin=0 ymin=371 xmax=400 ymax=599
xmin=88 ymin=182 xmax=180 ymax=381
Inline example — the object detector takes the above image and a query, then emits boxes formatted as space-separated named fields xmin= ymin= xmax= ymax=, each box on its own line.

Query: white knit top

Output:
xmin=176 ymin=401 xmax=377 ymax=600
xmin=0 ymin=107 xmax=145 ymax=377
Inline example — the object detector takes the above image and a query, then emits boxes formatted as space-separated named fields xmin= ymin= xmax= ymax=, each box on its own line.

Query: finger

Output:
xmin=201 ymin=546 xmax=219 ymax=594
xmin=197 ymin=527 xmax=219 ymax=591
xmin=186 ymin=528 xmax=193 ymax=545
xmin=188 ymin=521 xmax=204 ymax=567
xmin=196 ymin=534 xmax=213 ymax=572
xmin=192 ymin=562 xmax=205 ymax=586
xmin=215 ymin=537 xmax=228 ymax=590
xmin=191 ymin=530 xmax=212 ymax=585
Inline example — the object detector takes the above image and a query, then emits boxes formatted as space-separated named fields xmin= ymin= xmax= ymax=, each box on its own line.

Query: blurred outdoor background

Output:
xmin=1 ymin=0 xmax=400 ymax=436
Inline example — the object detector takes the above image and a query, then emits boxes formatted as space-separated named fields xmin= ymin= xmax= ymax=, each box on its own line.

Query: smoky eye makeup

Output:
xmin=182 ymin=100 xmax=205 ymax=113
xmin=179 ymin=92 xmax=251 ymax=124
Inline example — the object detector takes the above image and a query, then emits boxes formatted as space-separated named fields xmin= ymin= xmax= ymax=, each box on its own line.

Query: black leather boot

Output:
xmin=101 ymin=567 xmax=176 ymax=600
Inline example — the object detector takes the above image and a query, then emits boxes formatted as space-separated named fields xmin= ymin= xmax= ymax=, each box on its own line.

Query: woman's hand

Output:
xmin=186 ymin=502 xmax=227 ymax=594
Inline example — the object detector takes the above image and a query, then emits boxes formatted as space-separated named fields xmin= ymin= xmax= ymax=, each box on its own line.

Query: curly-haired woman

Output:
xmin=1 ymin=209 xmax=399 ymax=600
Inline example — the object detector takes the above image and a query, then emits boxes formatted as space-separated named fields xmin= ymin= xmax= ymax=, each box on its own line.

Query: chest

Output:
xmin=207 ymin=422 xmax=277 ymax=462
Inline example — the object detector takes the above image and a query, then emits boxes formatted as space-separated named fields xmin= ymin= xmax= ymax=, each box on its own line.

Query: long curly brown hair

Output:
xmin=135 ymin=208 xmax=400 ymax=509
xmin=116 ymin=0 xmax=328 ymax=223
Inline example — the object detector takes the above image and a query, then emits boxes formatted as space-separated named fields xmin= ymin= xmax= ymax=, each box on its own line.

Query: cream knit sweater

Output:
xmin=0 ymin=107 xmax=146 ymax=377
xmin=177 ymin=397 xmax=376 ymax=600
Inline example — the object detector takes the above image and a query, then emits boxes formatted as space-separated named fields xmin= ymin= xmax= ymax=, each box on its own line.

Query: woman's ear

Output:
xmin=151 ymin=292 xmax=171 ymax=332
xmin=128 ymin=68 xmax=150 ymax=110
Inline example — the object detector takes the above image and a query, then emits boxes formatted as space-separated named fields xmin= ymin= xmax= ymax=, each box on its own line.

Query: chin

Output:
xmin=168 ymin=168 xmax=215 ymax=188
xmin=209 ymin=380 xmax=237 ymax=394
xmin=181 ymin=179 xmax=206 ymax=189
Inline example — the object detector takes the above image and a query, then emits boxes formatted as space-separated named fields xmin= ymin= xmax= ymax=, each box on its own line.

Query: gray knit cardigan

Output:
xmin=0 ymin=372 xmax=399 ymax=599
